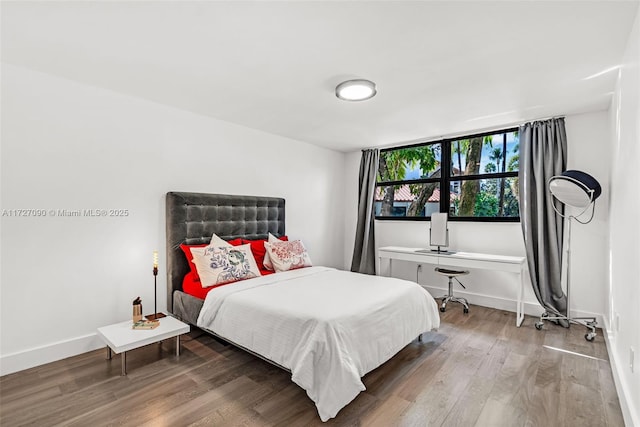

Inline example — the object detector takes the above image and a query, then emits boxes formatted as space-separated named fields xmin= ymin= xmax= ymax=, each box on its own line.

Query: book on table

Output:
xmin=132 ymin=319 xmax=159 ymax=330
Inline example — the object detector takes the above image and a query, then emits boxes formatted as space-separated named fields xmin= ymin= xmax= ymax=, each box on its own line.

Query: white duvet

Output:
xmin=196 ymin=266 xmax=440 ymax=421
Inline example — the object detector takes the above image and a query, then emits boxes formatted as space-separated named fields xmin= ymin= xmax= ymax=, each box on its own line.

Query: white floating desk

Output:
xmin=378 ymin=246 xmax=526 ymax=327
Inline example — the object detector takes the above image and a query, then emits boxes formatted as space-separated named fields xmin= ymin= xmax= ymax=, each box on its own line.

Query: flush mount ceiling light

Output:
xmin=335 ymin=79 xmax=377 ymax=101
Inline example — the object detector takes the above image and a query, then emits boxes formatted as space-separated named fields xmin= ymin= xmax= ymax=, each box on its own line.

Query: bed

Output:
xmin=166 ymin=191 xmax=440 ymax=421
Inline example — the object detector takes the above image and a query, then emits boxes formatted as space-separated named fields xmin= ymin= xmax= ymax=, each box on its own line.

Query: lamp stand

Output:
xmin=535 ymin=170 xmax=601 ymax=342
xmin=146 ymin=266 xmax=166 ymax=321
xmin=534 ymin=215 xmax=597 ymax=341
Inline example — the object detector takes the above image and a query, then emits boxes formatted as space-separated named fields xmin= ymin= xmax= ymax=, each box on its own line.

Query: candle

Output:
xmin=153 ymin=250 xmax=158 ymax=269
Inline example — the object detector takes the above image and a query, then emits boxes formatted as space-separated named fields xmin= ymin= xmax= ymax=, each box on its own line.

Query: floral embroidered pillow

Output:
xmin=191 ymin=243 xmax=261 ymax=288
xmin=262 ymin=232 xmax=288 ymax=270
xmin=264 ymin=240 xmax=313 ymax=272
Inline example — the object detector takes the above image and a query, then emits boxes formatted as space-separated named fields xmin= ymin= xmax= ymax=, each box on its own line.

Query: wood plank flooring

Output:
xmin=0 ymin=305 xmax=624 ymax=426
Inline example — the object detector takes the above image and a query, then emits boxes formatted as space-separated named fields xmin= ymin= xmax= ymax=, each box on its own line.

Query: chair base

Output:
xmin=435 ymin=267 xmax=470 ymax=314
xmin=439 ymin=295 xmax=469 ymax=313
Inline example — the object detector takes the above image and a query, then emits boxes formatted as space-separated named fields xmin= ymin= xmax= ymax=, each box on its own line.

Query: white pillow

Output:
xmin=209 ymin=233 xmax=232 ymax=247
xmin=191 ymin=243 xmax=261 ymax=288
xmin=263 ymin=232 xmax=286 ymax=270
xmin=264 ymin=240 xmax=313 ymax=273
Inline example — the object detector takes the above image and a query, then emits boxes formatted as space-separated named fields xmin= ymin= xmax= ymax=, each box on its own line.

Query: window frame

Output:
xmin=375 ymin=127 xmax=520 ymax=222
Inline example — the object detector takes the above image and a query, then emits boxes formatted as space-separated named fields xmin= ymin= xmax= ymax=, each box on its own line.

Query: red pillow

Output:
xmin=182 ymin=271 xmax=213 ymax=300
xmin=180 ymin=238 xmax=242 ymax=282
xmin=242 ymin=236 xmax=288 ymax=270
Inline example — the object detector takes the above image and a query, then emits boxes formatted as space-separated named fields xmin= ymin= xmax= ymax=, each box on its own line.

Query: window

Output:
xmin=375 ymin=128 xmax=519 ymax=221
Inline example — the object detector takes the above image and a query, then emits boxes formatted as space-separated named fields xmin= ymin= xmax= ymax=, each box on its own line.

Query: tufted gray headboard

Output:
xmin=165 ymin=192 xmax=285 ymax=313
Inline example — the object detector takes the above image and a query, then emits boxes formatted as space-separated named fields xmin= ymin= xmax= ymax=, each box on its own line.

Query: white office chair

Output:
xmin=435 ymin=267 xmax=470 ymax=313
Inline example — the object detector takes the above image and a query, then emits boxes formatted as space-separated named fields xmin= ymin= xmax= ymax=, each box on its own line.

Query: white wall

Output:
xmin=343 ymin=111 xmax=611 ymax=323
xmin=0 ymin=63 xmax=345 ymax=375
xmin=564 ymin=112 xmax=611 ymax=318
xmin=608 ymin=6 xmax=640 ymax=425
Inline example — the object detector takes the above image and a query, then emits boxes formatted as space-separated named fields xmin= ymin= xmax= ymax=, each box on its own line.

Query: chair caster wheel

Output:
xmin=440 ymin=307 xmax=446 ymax=312
xmin=463 ymin=308 xmax=469 ymax=314
xmin=535 ymin=322 xmax=544 ymax=330
xmin=585 ymin=332 xmax=596 ymax=342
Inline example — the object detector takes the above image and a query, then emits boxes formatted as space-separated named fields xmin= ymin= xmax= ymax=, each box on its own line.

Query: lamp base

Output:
xmin=145 ymin=312 xmax=166 ymax=321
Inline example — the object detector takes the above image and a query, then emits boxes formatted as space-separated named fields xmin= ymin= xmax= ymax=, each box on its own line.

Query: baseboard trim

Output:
xmin=0 ymin=333 xmax=103 ymax=376
xmin=422 ymin=285 xmax=605 ymax=326
xmin=603 ymin=326 xmax=639 ymax=427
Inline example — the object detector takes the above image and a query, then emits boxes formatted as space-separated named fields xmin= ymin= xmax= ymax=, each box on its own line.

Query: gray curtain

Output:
xmin=351 ymin=149 xmax=379 ymax=275
xmin=519 ymin=117 xmax=568 ymax=318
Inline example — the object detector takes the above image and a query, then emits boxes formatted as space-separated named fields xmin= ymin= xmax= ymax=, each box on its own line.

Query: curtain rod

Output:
xmin=370 ymin=115 xmax=564 ymax=152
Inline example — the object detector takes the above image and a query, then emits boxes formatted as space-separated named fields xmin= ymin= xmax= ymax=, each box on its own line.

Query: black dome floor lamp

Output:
xmin=534 ymin=170 xmax=602 ymax=342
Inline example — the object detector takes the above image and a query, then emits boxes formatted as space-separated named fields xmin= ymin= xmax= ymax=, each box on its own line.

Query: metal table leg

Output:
xmin=107 ymin=346 xmax=112 ymax=360
xmin=176 ymin=335 xmax=180 ymax=356
xmin=121 ymin=352 xmax=127 ymax=376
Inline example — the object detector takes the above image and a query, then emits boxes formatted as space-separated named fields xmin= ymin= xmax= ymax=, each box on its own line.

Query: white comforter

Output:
xmin=196 ymin=266 xmax=440 ymax=421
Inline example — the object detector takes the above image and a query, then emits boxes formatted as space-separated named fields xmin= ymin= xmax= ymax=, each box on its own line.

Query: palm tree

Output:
xmin=489 ymin=147 xmax=503 ymax=173
xmin=452 ymin=140 xmax=468 ymax=177
xmin=489 ymin=146 xmax=505 ymax=216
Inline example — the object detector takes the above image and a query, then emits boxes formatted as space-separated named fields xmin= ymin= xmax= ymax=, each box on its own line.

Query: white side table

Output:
xmin=97 ymin=315 xmax=190 ymax=375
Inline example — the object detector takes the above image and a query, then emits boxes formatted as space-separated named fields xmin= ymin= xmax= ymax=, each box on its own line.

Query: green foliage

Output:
xmin=481 ymin=178 xmax=519 ymax=217
xmin=377 ymin=145 xmax=441 ymax=217
xmin=450 ymin=178 xmax=519 ymax=218
xmin=452 ymin=140 xmax=469 ymax=156
xmin=408 ymin=183 xmax=423 ymax=196
xmin=503 ymin=178 xmax=520 ymax=216
xmin=506 ymin=142 xmax=519 ymax=172
xmin=378 ymin=145 xmax=439 ymax=183
xmin=474 ymin=191 xmax=499 ymax=217
xmin=504 ymin=192 xmax=520 ymax=216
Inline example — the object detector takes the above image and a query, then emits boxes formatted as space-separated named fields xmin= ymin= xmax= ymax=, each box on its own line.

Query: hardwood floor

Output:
xmin=0 ymin=305 xmax=624 ymax=426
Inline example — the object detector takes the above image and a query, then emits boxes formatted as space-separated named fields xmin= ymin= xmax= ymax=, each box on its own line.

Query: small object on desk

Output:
xmin=145 ymin=312 xmax=166 ymax=321
xmin=132 ymin=297 xmax=143 ymax=322
xmin=146 ymin=250 xmax=167 ymax=321
xmin=429 ymin=212 xmax=449 ymax=253
xmin=132 ymin=319 xmax=159 ymax=330
xmin=415 ymin=249 xmax=456 ymax=255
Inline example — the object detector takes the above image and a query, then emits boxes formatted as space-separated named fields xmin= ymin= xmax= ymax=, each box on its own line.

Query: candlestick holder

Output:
xmin=146 ymin=265 xmax=166 ymax=321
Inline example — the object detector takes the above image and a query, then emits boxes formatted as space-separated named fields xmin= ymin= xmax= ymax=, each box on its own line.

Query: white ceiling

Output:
xmin=2 ymin=1 xmax=638 ymax=152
